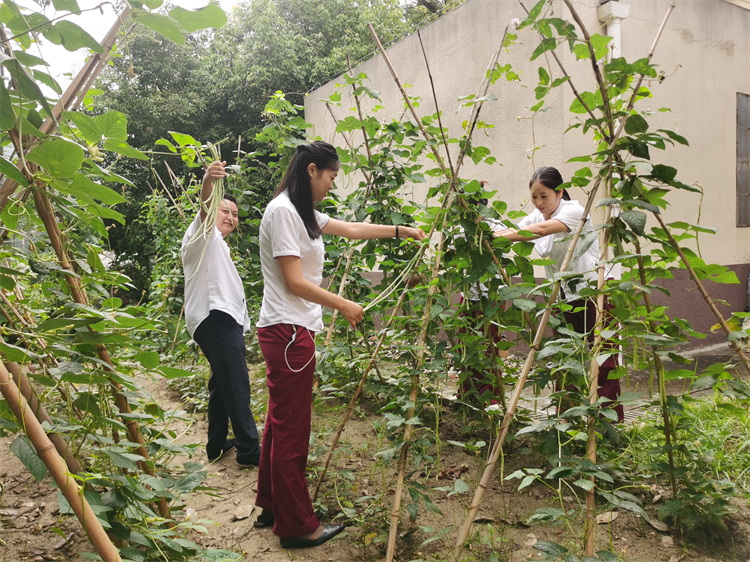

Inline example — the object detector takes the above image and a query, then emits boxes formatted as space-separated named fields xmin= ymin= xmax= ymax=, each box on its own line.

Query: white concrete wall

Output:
xmin=306 ymin=0 xmax=750 ymax=266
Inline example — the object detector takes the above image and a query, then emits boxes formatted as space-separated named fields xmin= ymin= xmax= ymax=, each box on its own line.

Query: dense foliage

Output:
xmin=2 ymin=0 xmax=750 ymax=561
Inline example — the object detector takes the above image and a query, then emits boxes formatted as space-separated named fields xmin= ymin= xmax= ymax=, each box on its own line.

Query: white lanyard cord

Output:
xmin=284 ymin=325 xmax=316 ymax=373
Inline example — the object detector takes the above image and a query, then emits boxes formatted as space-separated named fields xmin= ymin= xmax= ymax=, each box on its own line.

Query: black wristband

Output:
xmin=395 ymin=225 xmax=399 ymax=239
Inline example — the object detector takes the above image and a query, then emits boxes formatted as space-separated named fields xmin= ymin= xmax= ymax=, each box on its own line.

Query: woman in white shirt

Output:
xmin=494 ymin=167 xmax=623 ymax=422
xmin=254 ymin=141 xmax=425 ymax=548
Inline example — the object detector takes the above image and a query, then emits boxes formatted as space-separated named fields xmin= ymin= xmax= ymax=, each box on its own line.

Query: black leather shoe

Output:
xmin=279 ymin=524 xmax=344 ymax=549
xmin=254 ymin=509 xmax=326 ymax=529
xmin=207 ymin=439 xmax=236 ymax=462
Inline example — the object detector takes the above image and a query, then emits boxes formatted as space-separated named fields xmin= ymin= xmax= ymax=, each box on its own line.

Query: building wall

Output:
xmin=307 ymin=0 xmax=750 ymax=347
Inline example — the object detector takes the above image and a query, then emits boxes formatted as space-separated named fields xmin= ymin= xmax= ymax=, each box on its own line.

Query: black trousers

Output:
xmin=193 ymin=310 xmax=260 ymax=462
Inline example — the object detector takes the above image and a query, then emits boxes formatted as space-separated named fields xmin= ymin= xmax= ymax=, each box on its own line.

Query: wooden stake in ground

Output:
xmin=0 ymin=363 xmax=122 ymax=562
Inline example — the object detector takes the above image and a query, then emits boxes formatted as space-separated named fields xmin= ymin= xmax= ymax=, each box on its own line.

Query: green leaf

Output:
xmin=52 ymin=0 xmax=81 ymax=11
xmin=624 ymin=114 xmax=649 ymax=134
xmin=65 ymin=173 xmax=126 ymax=205
xmin=0 ymin=80 xmax=15 ymax=130
xmin=0 ymin=340 xmax=40 ymax=362
xmin=102 ymin=140 xmax=148 ymax=160
xmin=104 ymin=450 xmax=142 ymax=470
xmin=169 ymin=131 xmax=198 ymax=147
xmin=619 ymin=210 xmax=647 ymax=236
xmin=12 ymin=51 xmax=47 ymax=67
xmin=659 ymin=128 xmax=689 ymax=146
xmin=169 ymin=4 xmax=227 ymax=33
xmin=0 ymin=155 xmax=27 ymax=187
xmin=140 ymin=0 xmax=164 ymax=8
xmin=530 ymin=37 xmax=556 ymax=61
xmin=48 ymin=21 xmax=104 ymax=53
xmin=74 ymin=392 xmax=102 ymax=417
xmin=569 ymin=91 xmax=596 ymax=114
xmin=1 ymin=60 xmax=54 ymax=118
xmin=10 ymin=436 xmax=48 ymax=482
xmin=135 ymin=14 xmax=185 ymax=45
xmin=573 ymin=478 xmax=594 ymax=491
xmin=538 ymin=66 xmax=549 ymax=85
xmin=96 ymin=111 xmax=128 ymax=141
xmin=135 ymin=351 xmax=160 ymax=370
xmin=174 ymin=471 xmax=207 ymax=492
xmin=26 ymin=139 xmax=84 ymax=178
xmin=453 ymin=479 xmax=470 ymax=494
xmin=651 ymin=164 xmax=677 ymax=182
xmin=158 ymin=366 xmax=193 ymax=379
xmin=534 ymin=541 xmax=568 ymax=556
xmin=573 ymin=42 xmax=590 ymax=60
xmin=62 ymin=111 xmax=102 ymax=143
xmin=512 ymin=298 xmax=536 ymax=312
xmin=572 ymin=231 xmax=598 ymax=262
xmin=518 ymin=0 xmax=546 ymax=29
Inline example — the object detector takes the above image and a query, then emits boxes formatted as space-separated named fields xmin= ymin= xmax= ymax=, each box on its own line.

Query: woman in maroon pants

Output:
xmin=493 ymin=167 xmax=623 ymax=422
xmin=254 ymin=141 xmax=425 ymax=548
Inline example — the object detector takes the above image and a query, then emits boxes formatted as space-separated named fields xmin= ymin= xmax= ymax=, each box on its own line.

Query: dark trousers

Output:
xmin=255 ymin=323 xmax=319 ymax=538
xmin=562 ymin=299 xmax=624 ymax=422
xmin=193 ymin=310 xmax=260 ymax=463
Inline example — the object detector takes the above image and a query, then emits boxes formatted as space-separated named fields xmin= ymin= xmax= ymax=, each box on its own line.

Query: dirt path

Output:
xmin=3 ymin=354 xmax=750 ymax=561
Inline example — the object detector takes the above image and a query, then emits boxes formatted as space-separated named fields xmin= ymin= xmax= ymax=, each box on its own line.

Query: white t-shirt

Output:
xmin=181 ymin=213 xmax=251 ymax=337
xmin=517 ymin=199 xmax=600 ymax=300
xmin=457 ymin=216 xmax=506 ymax=301
xmin=257 ymin=192 xmax=330 ymax=332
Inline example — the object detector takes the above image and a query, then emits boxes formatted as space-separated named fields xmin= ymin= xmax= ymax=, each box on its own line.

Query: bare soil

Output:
xmin=2 ymin=359 xmax=750 ymax=562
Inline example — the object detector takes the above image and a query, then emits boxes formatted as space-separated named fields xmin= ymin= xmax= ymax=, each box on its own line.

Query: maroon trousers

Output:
xmin=562 ymin=299 xmax=624 ymax=423
xmin=256 ymin=324 xmax=319 ymax=537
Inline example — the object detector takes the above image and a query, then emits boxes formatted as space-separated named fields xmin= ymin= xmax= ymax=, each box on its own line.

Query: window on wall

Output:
xmin=739 ymin=93 xmax=750 ymax=227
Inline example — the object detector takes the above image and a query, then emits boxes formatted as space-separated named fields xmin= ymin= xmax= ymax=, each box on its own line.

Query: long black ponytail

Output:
xmin=274 ymin=141 xmax=340 ymax=240
xmin=529 ymin=166 xmax=571 ymax=200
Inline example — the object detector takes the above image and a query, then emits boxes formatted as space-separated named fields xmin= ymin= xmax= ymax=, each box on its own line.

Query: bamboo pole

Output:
xmin=562 ymin=0 xmax=615 ymax=141
xmin=3 ymin=356 xmax=82 ymax=474
xmin=0 ymin=363 xmax=122 ymax=562
xmin=453 ymin=8 xmax=675 ymax=552
xmin=312 ymin=288 xmax=409 ymax=502
xmin=312 ymin=181 xmax=456 ymax=499
xmin=634 ymin=238 xmax=677 ymax=498
xmin=654 ymin=213 xmax=750 ymax=376
xmin=583 ymin=177 xmax=613 ymax=555
xmin=0 ymin=7 xmax=131 ymax=214
xmin=518 ymin=0 xmax=600 ymax=133
xmin=32 ymin=187 xmax=172 ymax=522
xmin=386 ymin=195 xmax=453 ymax=562
xmin=368 ymin=23 xmax=532 ymax=336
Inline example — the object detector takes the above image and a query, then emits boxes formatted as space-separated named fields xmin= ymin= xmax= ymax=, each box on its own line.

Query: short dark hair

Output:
xmin=274 ymin=141 xmax=340 ymax=240
xmin=223 ymin=193 xmax=238 ymax=206
xmin=529 ymin=167 xmax=570 ymax=201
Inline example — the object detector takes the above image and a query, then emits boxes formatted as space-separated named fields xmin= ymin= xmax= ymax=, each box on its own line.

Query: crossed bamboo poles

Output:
xmin=0 ymin=7 xmax=164 ymax=561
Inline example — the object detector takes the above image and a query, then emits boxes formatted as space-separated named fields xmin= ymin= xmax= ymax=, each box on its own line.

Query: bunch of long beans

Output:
xmin=185 ymin=142 xmax=225 ymax=280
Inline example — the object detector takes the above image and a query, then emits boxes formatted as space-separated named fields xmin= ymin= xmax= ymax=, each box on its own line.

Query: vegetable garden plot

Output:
xmin=3 ymin=1 xmax=750 ymax=561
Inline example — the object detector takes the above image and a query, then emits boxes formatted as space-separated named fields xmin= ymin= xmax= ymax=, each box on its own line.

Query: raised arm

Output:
xmin=322 ymin=218 xmax=425 ymax=241
xmin=494 ymin=218 xmax=570 ymax=241
xmin=200 ymin=160 xmax=228 ymax=222
xmin=277 ymin=256 xmax=364 ymax=327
